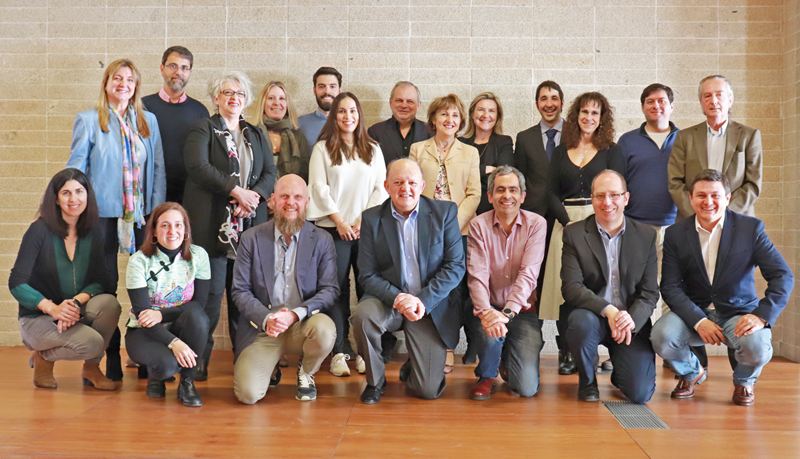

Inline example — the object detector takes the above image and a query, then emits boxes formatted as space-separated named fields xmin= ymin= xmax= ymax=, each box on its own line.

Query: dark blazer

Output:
xmin=514 ymin=124 xmax=551 ymax=217
xmin=367 ymin=117 xmax=432 ymax=166
xmin=183 ymin=114 xmax=278 ymax=257
xmin=561 ymin=215 xmax=659 ymax=333
xmin=661 ymin=209 xmax=793 ymax=328
xmin=358 ymin=196 xmax=465 ymax=349
xmin=458 ymin=133 xmax=514 ymax=215
xmin=231 ymin=221 xmax=339 ymax=360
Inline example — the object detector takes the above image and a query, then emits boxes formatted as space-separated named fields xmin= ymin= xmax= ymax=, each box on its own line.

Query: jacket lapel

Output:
xmin=258 ymin=221 xmax=276 ymax=302
xmin=295 ymin=223 xmax=314 ymax=292
xmin=211 ymin=115 xmax=231 ymax=167
xmin=584 ymin=217 xmax=609 ymax=283
xmin=693 ymin=124 xmax=709 ymax=170
xmin=423 ymin=138 xmax=439 ymax=162
xmin=685 ymin=216 xmax=711 ymax=286
xmin=618 ymin=218 xmax=632 ymax=283
xmin=380 ymin=207 xmax=403 ymax=276
xmin=713 ymin=210 xmax=735 ymax=285
xmin=417 ymin=199 xmax=431 ymax=278
xmin=722 ymin=121 xmax=740 ymax=173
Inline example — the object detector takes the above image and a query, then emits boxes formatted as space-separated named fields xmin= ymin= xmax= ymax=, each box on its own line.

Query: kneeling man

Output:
xmin=351 ymin=158 xmax=465 ymax=404
xmin=232 ymin=174 xmax=339 ymax=403
xmin=466 ymin=166 xmax=547 ymax=400
xmin=563 ymin=170 xmax=658 ymax=404
xmin=652 ymin=169 xmax=793 ymax=405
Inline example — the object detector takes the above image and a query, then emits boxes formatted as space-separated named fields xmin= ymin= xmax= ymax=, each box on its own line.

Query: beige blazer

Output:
xmin=409 ymin=137 xmax=480 ymax=235
xmin=667 ymin=120 xmax=762 ymax=218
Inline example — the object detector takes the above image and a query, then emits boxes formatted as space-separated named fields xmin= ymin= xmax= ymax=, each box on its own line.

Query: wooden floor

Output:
xmin=2 ymin=346 xmax=800 ymax=458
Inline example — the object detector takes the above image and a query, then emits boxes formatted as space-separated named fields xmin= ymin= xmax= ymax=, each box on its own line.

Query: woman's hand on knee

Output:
xmin=137 ymin=309 xmax=163 ymax=328
xmin=171 ymin=340 xmax=197 ymax=368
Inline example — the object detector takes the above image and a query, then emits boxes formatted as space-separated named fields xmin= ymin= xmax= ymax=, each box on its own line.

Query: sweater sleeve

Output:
xmin=8 ymin=222 xmax=49 ymax=311
xmin=306 ymin=143 xmax=340 ymax=220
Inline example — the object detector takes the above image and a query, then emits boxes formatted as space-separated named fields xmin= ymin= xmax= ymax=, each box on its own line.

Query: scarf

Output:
xmin=213 ymin=119 xmax=253 ymax=258
xmin=113 ymin=105 xmax=145 ymax=254
xmin=260 ymin=116 xmax=302 ymax=177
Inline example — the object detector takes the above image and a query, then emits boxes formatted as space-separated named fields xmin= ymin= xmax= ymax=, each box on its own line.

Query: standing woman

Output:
xmin=253 ymin=81 xmax=312 ymax=182
xmin=307 ymin=92 xmax=388 ymax=377
xmin=9 ymin=168 xmax=121 ymax=390
xmin=539 ymin=92 xmax=625 ymax=358
xmin=410 ymin=94 xmax=480 ymax=372
xmin=67 ymin=59 xmax=166 ymax=381
xmin=459 ymin=92 xmax=514 ymax=216
xmin=183 ymin=71 xmax=277 ymax=380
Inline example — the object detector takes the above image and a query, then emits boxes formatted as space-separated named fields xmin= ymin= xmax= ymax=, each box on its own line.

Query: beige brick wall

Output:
xmin=0 ymin=0 xmax=791 ymax=358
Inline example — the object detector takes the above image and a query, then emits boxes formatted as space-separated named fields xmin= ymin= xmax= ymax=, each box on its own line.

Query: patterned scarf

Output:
xmin=113 ymin=106 xmax=145 ymax=254
xmin=213 ymin=122 xmax=252 ymax=258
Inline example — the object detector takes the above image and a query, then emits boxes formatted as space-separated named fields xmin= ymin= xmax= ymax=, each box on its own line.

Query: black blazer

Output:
xmin=368 ymin=117 xmax=432 ymax=166
xmin=661 ymin=209 xmax=793 ymax=328
xmin=183 ymin=114 xmax=278 ymax=257
xmin=514 ymin=124 xmax=550 ymax=217
xmin=458 ymin=133 xmax=514 ymax=215
xmin=561 ymin=215 xmax=659 ymax=333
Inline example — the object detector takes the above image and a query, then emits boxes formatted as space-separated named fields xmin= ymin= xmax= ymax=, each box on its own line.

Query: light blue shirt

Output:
xmin=597 ymin=219 xmax=626 ymax=313
xmin=298 ymin=108 xmax=328 ymax=145
xmin=272 ymin=225 xmax=306 ymax=321
xmin=391 ymin=201 xmax=421 ymax=295
xmin=540 ymin=118 xmax=564 ymax=150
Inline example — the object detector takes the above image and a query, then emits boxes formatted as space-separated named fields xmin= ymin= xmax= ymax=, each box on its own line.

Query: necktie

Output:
xmin=545 ymin=129 xmax=557 ymax=162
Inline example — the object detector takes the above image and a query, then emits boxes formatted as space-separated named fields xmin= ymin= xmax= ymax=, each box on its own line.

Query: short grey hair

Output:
xmin=208 ymin=70 xmax=254 ymax=112
xmin=698 ymin=75 xmax=734 ymax=100
xmin=488 ymin=165 xmax=526 ymax=194
xmin=390 ymin=81 xmax=421 ymax=103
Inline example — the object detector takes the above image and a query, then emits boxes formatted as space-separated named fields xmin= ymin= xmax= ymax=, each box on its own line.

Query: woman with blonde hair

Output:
xmin=253 ymin=81 xmax=311 ymax=182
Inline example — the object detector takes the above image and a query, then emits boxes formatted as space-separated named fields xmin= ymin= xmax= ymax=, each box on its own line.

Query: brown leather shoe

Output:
xmin=32 ymin=351 xmax=57 ymax=389
xmin=671 ymin=365 xmax=706 ymax=399
xmin=469 ymin=377 xmax=494 ymax=401
xmin=732 ymin=384 xmax=755 ymax=406
xmin=82 ymin=362 xmax=116 ymax=391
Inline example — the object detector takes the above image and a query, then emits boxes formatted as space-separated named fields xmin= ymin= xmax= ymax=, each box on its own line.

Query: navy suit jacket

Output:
xmin=231 ymin=221 xmax=339 ymax=360
xmin=367 ymin=117 xmax=432 ymax=166
xmin=358 ymin=196 xmax=465 ymax=349
xmin=661 ymin=209 xmax=793 ymax=328
xmin=514 ymin=124 xmax=550 ymax=217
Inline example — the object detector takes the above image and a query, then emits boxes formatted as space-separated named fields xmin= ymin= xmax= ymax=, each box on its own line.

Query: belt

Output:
xmin=563 ymin=198 xmax=592 ymax=206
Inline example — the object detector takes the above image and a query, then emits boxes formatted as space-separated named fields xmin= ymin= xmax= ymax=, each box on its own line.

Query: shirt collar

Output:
xmin=695 ymin=210 xmax=726 ymax=235
xmin=492 ymin=210 xmax=523 ymax=230
xmin=596 ymin=218 xmax=626 ymax=240
xmin=706 ymin=119 xmax=728 ymax=137
xmin=390 ymin=200 xmax=420 ymax=222
xmin=315 ymin=108 xmax=328 ymax=119
xmin=541 ymin=118 xmax=564 ymax=133
xmin=158 ymin=87 xmax=188 ymax=104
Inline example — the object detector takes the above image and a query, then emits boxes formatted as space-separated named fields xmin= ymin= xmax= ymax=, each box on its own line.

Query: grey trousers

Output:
xmin=233 ymin=313 xmax=335 ymax=405
xmin=19 ymin=293 xmax=121 ymax=364
xmin=350 ymin=297 xmax=448 ymax=400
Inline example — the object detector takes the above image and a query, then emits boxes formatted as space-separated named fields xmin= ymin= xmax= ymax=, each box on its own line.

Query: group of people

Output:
xmin=8 ymin=45 xmax=794 ymax=409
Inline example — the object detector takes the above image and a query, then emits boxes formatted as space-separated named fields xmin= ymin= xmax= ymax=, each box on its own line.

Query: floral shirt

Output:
xmin=434 ymin=156 xmax=451 ymax=201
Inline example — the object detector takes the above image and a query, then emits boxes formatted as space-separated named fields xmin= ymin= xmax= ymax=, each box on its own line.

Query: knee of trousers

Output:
xmin=512 ymin=375 xmax=540 ymax=398
xmin=622 ymin=380 xmax=655 ymax=405
xmin=94 ymin=295 xmax=122 ymax=319
xmin=180 ymin=307 xmax=211 ymax=335
xmin=76 ymin=331 xmax=106 ymax=360
xmin=307 ymin=315 xmax=337 ymax=352
xmin=146 ymin=357 xmax=181 ymax=380
xmin=566 ymin=309 xmax=598 ymax=340
xmin=407 ymin=373 xmax=445 ymax=400
xmin=349 ymin=307 xmax=378 ymax=335
xmin=737 ymin=334 xmax=773 ymax=367
xmin=235 ymin=384 xmax=267 ymax=405
xmin=650 ymin=316 xmax=685 ymax=356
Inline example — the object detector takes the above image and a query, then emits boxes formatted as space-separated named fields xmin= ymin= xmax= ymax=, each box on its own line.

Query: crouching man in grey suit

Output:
xmin=232 ymin=174 xmax=339 ymax=403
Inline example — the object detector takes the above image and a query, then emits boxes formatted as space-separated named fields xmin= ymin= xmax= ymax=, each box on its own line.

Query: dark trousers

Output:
xmin=125 ymin=305 xmax=209 ymax=380
xmin=206 ymin=255 xmax=228 ymax=365
xmin=225 ymin=258 xmax=239 ymax=354
xmin=322 ymin=227 xmax=362 ymax=355
xmin=567 ymin=308 xmax=656 ymax=404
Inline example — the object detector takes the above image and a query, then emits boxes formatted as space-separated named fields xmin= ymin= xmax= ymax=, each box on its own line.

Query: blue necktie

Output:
xmin=545 ymin=129 xmax=557 ymax=162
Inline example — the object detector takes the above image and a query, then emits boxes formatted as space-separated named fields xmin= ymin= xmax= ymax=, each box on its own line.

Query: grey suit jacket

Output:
xmin=561 ymin=215 xmax=659 ymax=332
xmin=514 ymin=124 xmax=551 ymax=217
xmin=231 ymin=221 xmax=339 ymax=360
xmin=667 ymin=120 xmax=762 ymax=218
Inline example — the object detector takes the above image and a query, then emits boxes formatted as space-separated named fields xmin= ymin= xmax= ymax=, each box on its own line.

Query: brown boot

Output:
xmin=32 ymin=351 xmax=57 ymax=389
xmin=82 ymin=362 xmax=116 ymax=391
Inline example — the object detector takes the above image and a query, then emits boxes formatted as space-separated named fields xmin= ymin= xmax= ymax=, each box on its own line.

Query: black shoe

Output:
xmin=178 ymin=377 xmax=203 ymax=407
xmin=195 ymin=359 xmax=208 ymax=382
xmin=295 ymin=368 xmax=317 ymax=401
xmin=599 ymin=358 xmax=613 ymax=373
xmin=146 ymin=379 xmax=166 ymax=398
xmin=105 ymin=354 xmax=123 ymax=382
xmin=360 ymin=380 xmax=387 ymax=404
xmin=270 ymin=367 xmax=282 ymax=387
xmin=399 ymin=360 xmax=411 ymax=383
xmin=558 ymin=352 xmax=577 ymax=375
xmin=578 ymin=381 xmax=600 ymax=402
xmin=380 ymin=332 xmax=398 ymax=363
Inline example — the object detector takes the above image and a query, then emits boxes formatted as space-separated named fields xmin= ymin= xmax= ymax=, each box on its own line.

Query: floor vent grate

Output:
xmin=602 ymin=401 xmax=671 ymax=429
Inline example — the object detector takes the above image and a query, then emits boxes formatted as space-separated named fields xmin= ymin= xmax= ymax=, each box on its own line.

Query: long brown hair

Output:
xmin=140 ymin=202 xmax=193 ymax=261
xmin=318 ymin=92 xmax=376 ymax=166
xmin=463 ymin=92 xmax=504 ymax=138
xmin=97 ymin=59 xmax=150 ymax=138
xmin=562 ymin=92 xmax=615 ymax=151
xmin=38 ymin=168 xmax=99 ymax=239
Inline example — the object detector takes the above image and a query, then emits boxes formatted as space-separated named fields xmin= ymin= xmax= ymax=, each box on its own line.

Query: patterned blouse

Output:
xmin=434 ymin=154 xmax=451 ymax=201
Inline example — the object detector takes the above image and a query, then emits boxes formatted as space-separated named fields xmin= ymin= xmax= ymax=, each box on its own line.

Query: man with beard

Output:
xmin=298 ymin=67 xmax=342 ymax=144
xmin=142 ymin=46 xmax=209 ymax=203
xmin=231 ymin=174 xmax=339 ymax=403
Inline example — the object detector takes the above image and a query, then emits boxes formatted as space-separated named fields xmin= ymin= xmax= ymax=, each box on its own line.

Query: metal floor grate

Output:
xmin=602 ymin=401 xmax=671 ymax=429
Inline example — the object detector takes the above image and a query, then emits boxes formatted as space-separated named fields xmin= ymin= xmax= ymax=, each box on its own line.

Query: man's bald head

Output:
xmin=272 ymin=174 xmax=310 ymax=237
xmin=385 ymin=159 xmax=425 ymax=218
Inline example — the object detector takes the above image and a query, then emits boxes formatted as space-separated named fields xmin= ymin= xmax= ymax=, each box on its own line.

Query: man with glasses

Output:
xmin=143 ymin=46 xmax=209 ymax=203
xmin=561 ymin=170 xmax=658 ymax=403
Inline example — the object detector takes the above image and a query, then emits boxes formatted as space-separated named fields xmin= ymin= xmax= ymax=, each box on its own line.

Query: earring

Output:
xmin=183 ymin=234 xmax=189 ymax=240
xmin=151 ymin=237 xmax=158 ymax=244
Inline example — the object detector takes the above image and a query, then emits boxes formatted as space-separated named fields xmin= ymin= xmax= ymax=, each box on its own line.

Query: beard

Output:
xmin=275 ymin=208 xmax=306 ymax=237
xmin=165 ymin=76 xmax=188 ymax=92
xmin=316 ymin=94 xmax=333 ymax=112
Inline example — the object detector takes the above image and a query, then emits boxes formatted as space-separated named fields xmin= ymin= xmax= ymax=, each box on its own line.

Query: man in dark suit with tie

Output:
xmin=651 ymin=169 xmax=793 ymax=406
xmin=562 ymin=170 xmax=658 ymax=403
xmin=351 ymin=158 xmax=465 ymax=404
xmin=231 ymin=174 xmax=339 ymax=404
xmin=368 ymin=81 xmax=433 ymax=166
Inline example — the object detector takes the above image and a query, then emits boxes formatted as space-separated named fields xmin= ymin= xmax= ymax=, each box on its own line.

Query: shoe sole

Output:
xmin=733 ymin=399 xmax=754 ymax=406
xmin=469 ymin=393 xmax=491 ymax=401
xmin=296 ymin=394 xmax=317 ymax=401
xmin=558 ymin=368 xmax=577 ymax=375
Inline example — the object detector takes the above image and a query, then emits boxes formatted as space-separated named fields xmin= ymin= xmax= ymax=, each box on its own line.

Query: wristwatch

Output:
xmin=72 ymin=297 xmax=82 ymax=309
xmin=501 ymin=308 xmax=517 ymax=321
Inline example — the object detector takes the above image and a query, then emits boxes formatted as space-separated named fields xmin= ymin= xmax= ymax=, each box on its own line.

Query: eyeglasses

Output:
xmin=165 ymin=63 xmax=191 ymax=72
xmin=221 ymin=89 xmax=246 ymax=99
xmin=592 ymin=192 xmax=626 ymax=201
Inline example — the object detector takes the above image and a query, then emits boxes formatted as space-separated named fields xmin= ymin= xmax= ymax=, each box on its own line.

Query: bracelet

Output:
xmin=167 ymin=338 xmax=180 ymax=350
xmin=72 ymin=297 xmax=83 ymax=309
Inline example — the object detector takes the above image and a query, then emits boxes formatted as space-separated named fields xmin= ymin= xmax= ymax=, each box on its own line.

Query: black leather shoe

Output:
xmin=270 ymin=367 xmax=282 ymax=387
xmin=146 ymin=379 xmax=166 ymax=398
xmin=558 ymin=352 xmax=577 ymax=375
xmin=195 ymin=360 xmax=208 ymax=382
xmin=360 ymin=380 xmax=387 ymax=404
xmin=578 ymin=382 xmax=600 ymax=402
xmin=399 ymin=360 xmax=411 ymax=383
xmin=178 ymin=377 xmax=203 ymax=407
xmin=600 ymin=358 xmax=613 ymax=372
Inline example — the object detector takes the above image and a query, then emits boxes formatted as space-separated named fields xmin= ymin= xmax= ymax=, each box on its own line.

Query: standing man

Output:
xmin=562 ymin=170 xmax=658 ymax=404
xmin=297 ymin=67 xmax=342 ymax=145
xmin=652 ymin=170 xmax=793 ymax=406
xmin=466 ymin=166 xmax=547 ymax=400
xmin=368 ymin=81 xmax=433 ymax=166
xmin=142 ymin=46 xmax=209 ymax=204
xmin=351 ymin=159 xmax=465 ymax=404
xmin=668 ymin=75 xmax=762 ymax=218
xmin=514 ymin=81 xmax=575 ymax=375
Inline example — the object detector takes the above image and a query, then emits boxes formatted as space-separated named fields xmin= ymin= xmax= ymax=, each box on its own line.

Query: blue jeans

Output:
xmin=651 ymin=310 xmax=773 ymax=386
xmin=470 ymin=308 xmax=543 ymax=397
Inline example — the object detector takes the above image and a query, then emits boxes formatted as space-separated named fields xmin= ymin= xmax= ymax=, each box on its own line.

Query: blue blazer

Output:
xmin=358 ymin=196 xmax=465 ymax=349
xmin=661 ymin=209 xmax=794 ymax=327
xmin=231 ymin=221 xmax=339 ymax=360
xmin=67 ymin=108 xmax=166 ymax=218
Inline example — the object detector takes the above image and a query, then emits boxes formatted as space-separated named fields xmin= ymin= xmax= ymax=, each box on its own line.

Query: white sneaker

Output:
xmin=356 ymin=355 xmax=366 ymax=374
xmin=330 ymin=353 xmax=351 ymax=377
xmin=296 ymin=367 xmax=317 ymax=401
